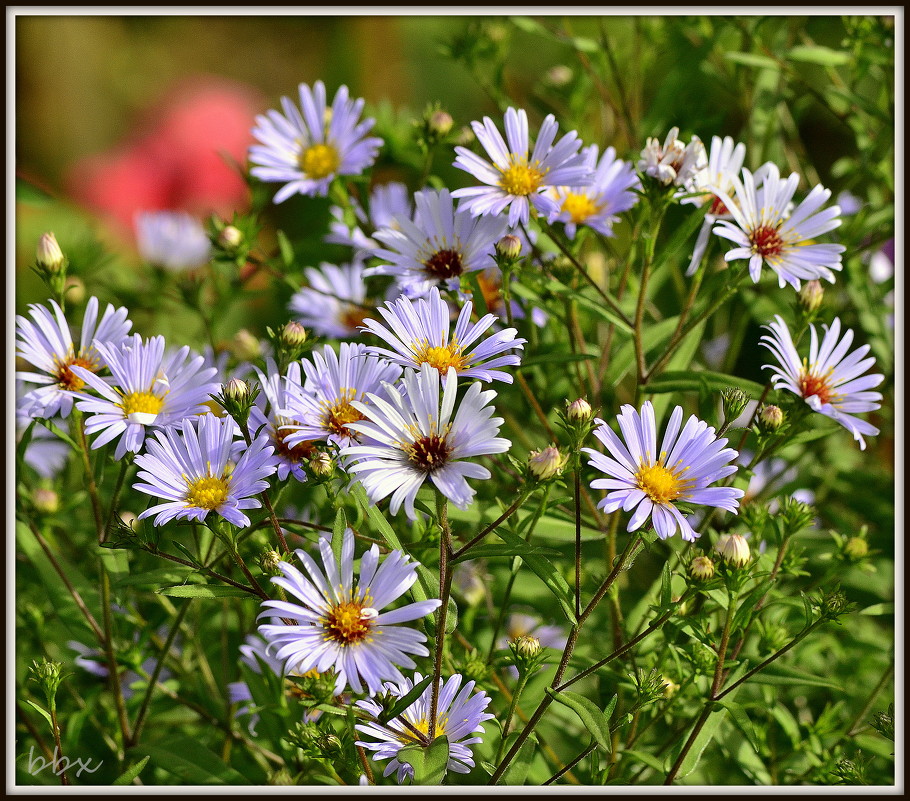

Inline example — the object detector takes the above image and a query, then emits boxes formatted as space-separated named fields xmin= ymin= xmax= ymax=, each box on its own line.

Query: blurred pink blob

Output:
xmin=66 ymin=77 xmax=263 ymax=236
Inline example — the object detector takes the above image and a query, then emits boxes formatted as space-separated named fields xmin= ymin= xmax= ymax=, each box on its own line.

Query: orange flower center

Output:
xmin=54 ymin=355 xmax=97 ymax=391
xmin=323 ymin=600 xmax=374 ymax=645
xmin=798 ymin=371 xmax=833 ymax=405
xmin=750 ymin=224 xmax=785 ymax=259
xmin=324 ymin=396 xmax=366 ymax=438
xmin=273 ymin=423 xmax=316 ymax=462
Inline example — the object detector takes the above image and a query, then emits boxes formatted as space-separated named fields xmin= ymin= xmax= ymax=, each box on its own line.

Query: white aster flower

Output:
xmin=452 ymin=107 xmax=591 ymax=227
xmin=712 ymin=163 xmax=845 ymax=289
xmin=759 ymin=315 xmax=884 ymax=449
xmin=134 ymin=210 xmax=212 ymax=271
xmin=341 ymin=363 xmax=511 ymax=520
xmin=289 ymin=261 xmax=372 ymax=339
xmin=249 ymin=81 xmax=383 ymax=202
xmin=638 ymin=126 xmax=707 ymax=187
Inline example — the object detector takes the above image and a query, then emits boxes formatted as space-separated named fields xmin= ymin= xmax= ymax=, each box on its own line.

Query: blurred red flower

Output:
xmin=66 ymin=77 xmax=263 ymax=236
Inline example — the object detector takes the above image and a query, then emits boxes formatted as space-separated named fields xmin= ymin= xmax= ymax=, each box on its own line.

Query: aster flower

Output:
xmin=360 ymin=286 xmax=525 ymax=384
xmin=341 ymin=363 xmax=511 ymax=520
xmin=326 ymin=181 xmax=413 ymax=256
xmin=133 ymin=413 xmax=276 ymax=527
xmin=638 ymin=126 xmax=707 ymax=187
xmin=712 ymin=163 xmax=845 ymax=289
xmin=453 ymin=107 xmax=591 ymax=227
xmin=72 ymin=334 xmax=220 ymax=460
xmin=759 ymin=315 xmax=883 ymax=449
xmin=249 ymin=360 xmax=312 ymax=482
xmin=584 ymin=401 xmax=744 ymax=542
xmin=249 ymin=81 xmax=383 ymax=202
xmin=257 ymin=528 xmax=441 ymax=695
xmin=16 ymin=296 xmax=133 ymax=419
xmin=16 ymin=393 xmax=70 ymax=479
xmin=280 ymin=343 xmax=402 ymax=451
xmin=367 ymin=188 xmax=507 ymax=297
xmin=355 ymin=672 xmax=493 ymax=783
xmin=289 ymin=262 xmax=373 ymax=339
xmin=549 ymin=145 xmax=640 ymax=238
xmin=134 ymin=210 xmax=212 ymax=271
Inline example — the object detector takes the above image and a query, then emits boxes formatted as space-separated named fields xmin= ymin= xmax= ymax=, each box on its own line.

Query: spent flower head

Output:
xmin=638 ymin=127 xmax=707 ymax=187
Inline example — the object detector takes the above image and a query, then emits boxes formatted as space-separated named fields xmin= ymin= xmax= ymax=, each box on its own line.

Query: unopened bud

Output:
xmin=310 ymin=451 xmax=334 ymax=477
xmin=33 ymin=488 xmax=60 ymax=515
xmin=259 ymin=549 xmax=285 ymax=575
xmin=715 ymin=533 xmax=751 ymax=568
xmin=119 ymin=510 xmax=138 ymax=529
xmin=758 ymin=404 xmax=785 ymax=432
xmin=567 ymin=398 xmax=593 ymax=423
xmin=64 ymin=276 xmax=86 ymax=305
xmin=528 ymin=445 xmax=567 ymax=481
xmin=36 ymin=233 xmax=66 ymax=273
xmin=223 ymin=377 xmax=250 ymax=402
xmin=29 ymin=658 xmax=65 ymax=708
xmin=231 ymin=329 xmax=262 ymax=361
xmin=662 ymin=677 xmax=680 ymax=698
xmin=721 ymin=387 xmax=749 ymax=422
xmin=514 ymin=634 xmax=541 ymax=659
xmin=546 ymin=65 xmax=573 ymax=87
xmin=495 ymin=234 xmax=523 ymax=262
xmin=218 ymin=225 xmax=244 ymax=251
xmin=843 ymin=537 xmax=869 ymax=560
xmin=429 ymin=110 xmax=453 ymax=137
xmin=280 ymin=321 xmax=308 ymax=348
xmin=799 ymin=280 xmax=824 ymax=313
xmin=689 ymin=555 xmax=715 ymax=581
xmin=454 ymin=126 xmax=475 ymax=147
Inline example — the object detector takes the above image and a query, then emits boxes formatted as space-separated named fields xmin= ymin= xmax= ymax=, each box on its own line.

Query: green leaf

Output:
xmin=133 ymin=738 xmax=248 ymax=784
xmin=644 ymin=370 xmax=766 ymax=398
xmin=748 ymin=663 xmax=843 ymax=690
xmin=788 ymin=45 xmax=850 ymax=67
xmin=16 ymin=176 xmax=53 ymax=205
xmin=112 ymin=756 xmax=150 ymax=786
xmin=518 ymin=351 xmax=598 ymax=370
xmin=114 ymin=568 xmax=191 ymax=588
xmin=37 ymin=418 xmax=80 ymax=450
xmin=276 ymin=230 xmax=294 ymax=268
xmin=397 ymin=735 xmax=450 ymax=785
xmin=24 ymin=699 xmax=53 ymax=728
xmin=724 ymin=51 xmax=780 ymax=70
xmin=859 ymin=602 xmax=894 ymax=616
xmin=509 ymin=16 xmax=549 ymax=36
xmin=546 ymin=688 xmax=613 ymax=752
xmin=498 ymin=731 xmax=538 ymax=785
xmin=716 ymin=700 xmax=761 ymax=753
xmin=155 ymin=584 xmax=253 ymax=599
xmin=331 ymin=508 xmax=347 ymax=566
xmin=659 ymin=562 xmax=672 ymax=609
xmin=571 ymin=36 xmax=599 ymax=53
xmin=623 ymin=749 xmax=667 ymax=773
xmin=378 ymin=675 xmax=434 ymax=724
xmin=451 ymin=542 xmax=559 ymax=564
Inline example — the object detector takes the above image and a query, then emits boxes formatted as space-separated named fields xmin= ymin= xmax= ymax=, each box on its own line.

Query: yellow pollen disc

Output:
xmin=799 ymin=370 xmax=836 ymax=405
xmin=325 ymin=398 xmax=365 ymax=436
xmin=400 ymin=716 xmax=448 ymax=743
xmin=54 ymin=355 xmax=98 ymax=391
xmin=635 ymin=462 xmax=688 ymax=504
xmin=299 ymin=143 xmax=340 ymax=179
xmin=413 ymin=341 xmax=469 ymax=375
xmin=323 ymin=600 xmax=372 ymax=645
xmin=561 ymin=192 xmax=600 ymax=223
xmin=120 ymin=391 xmax=165 ymax=416
xmin=185 ymin=475 xmax=230 ymax=510
xmin=500 ymin=161 xmax=545 ymax=196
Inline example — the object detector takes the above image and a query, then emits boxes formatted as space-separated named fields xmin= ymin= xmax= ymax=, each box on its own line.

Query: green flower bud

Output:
xmin=280 ymin=321 xmax=308 ymax=349
xmin=33 ymin=488 xmax=60 ymax=515
xmin=758 ymin=404 xmax=785 ymax=432
xmin=689 ymin=555 xmax=715 ymax=581
xmin=799 ymin=279 xmax=824 ymax=313
xmin=715 ymin=533 xmax=751 ymax=568
xmin=429 ymin=110 xmax=454 ymax=137
xmin=843 ymin=536 xmax=869 ymax=560
xmin=224 ymin=377 xmax=250 ymax=403
xmin=514 ymin=634 xmax=541 ymax=659
xmin=36 ymin=233 xmax=65 ymax=273
xmin=721 ymin=387 xmax=750 ymax=422
xmin=309 ymin=451 xmax=335 ymax=478
xmin=29 ymin=658 xmax=65 ymax=710
xmin=259 ymin=549 xmax=285 ymax=575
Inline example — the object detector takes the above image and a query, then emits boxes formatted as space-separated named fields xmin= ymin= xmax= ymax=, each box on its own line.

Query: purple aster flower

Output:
xmin=72 ymin=334 xmax=220 ymax=460
xmin=549 ymin=145 xmax=640 ymax=238
xmin=249 ymin=81 xmax=383 ymax=202
xmin=289 ymin=261 xmax=372 ymax=339
xmin=257 ymin=528 xmax=441 ymax=695
xmin=326 ymin=180 xmax=413 ymax=257
xmin=355 ymin=672 xmax=493 ymax=783
xmin=134 ymin=210 xmax=212 ymax=271
xmin=760 ymin=315 xmax=884 ymax=450
xmin=584 ymin=401 xmax=744 ymax=542
xmin=367 ymin=188 xmax=508 ymax=298
xmin=453 ymin=107 xmax=591 ymax=227
xmin=360 ymin=286 xmax=525 ymax=384
xmin=16 ymin=296 xmax=133 ymax=419
xmin=341 ymin=363 xmax=511 ymax=520
xmin=133 ymin=413 xmax=276 ymax=527
xmin=16 ymin=386 xmax=70 ymax=479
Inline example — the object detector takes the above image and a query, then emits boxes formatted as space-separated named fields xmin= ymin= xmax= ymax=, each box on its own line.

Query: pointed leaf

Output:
xmin=397 ymin=735 xmax=449 ymax=785
xmin=112 ymin=756 xmax=150 ymax=785
xmin=546 ymin=688 xmax=613 ymax=753
xmin=155 ymin=584 xmax=253 ymax=599
xmin=378 ymin=675 xmax=434 ymax=724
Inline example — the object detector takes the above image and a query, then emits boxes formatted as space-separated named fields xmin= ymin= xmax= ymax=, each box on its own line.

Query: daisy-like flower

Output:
xmin=712 ymin=163 xmax=845 ymax=290
xmin=249 ymin=360 xmax=313 ymax=482
xmin=249 ymin=81 xmax=383 ymax=202
xmin=549 ymin=145 xmax=640 ymax=239
xmin=257 ymin=528 xmax=441 ymax=695
xmin=280 ymin=343 xmax=402 ymax=450
xmin=680 ymin=135 xmax=747 ymax=276
xmin=355 ymin=672 xmax=493 ymax=783
xmin=133 ymin=413 xmax=276 ymax=527
xmin=368 ymin=188 xmax=507 ymax=297
xmin=637 ymin=126 xmax=707 ymax=187
xmin=759 ymin=315 xmax=884 ymax=449
xmin=584 ymin=401 xmax=744 ymax=542
xmin=360 ymin=286 xmax=525 ymax=384
xmin=72 ymin=334 xmax=220 ymax=459
xmin=453 ymin=107 xmax=591 ymax=227
xmin=289 ymin=261 xmax=373 ymax=339
xmin=16 ymin=391 xmax=70 ymax=479
xmin=134 ymin=210 xmax=212 ymax=271
xmin=16 ymin=296 xmax=133 ymax=419
xmin=326 ymin=181 xmax=413 ymax=256
xmin=341 ymin=363 xmax=511 ymax=520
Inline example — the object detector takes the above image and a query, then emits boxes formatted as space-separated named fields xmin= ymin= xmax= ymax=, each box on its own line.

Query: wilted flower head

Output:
xmin=638 ymin=127 xmax=707 ymax=187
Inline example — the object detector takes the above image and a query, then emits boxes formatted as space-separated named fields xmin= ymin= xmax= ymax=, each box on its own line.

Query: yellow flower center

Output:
xmin=500 ymin=161 xmax=545 ymax=196
xmin=398 ymin=715 xmax=448 ymax=743
xmin=412 ymin=340 xmax=471 ymax=375
xmin=185 ymin=475 xmax=230 ymax=510
xmin=323 ymin=599 xmax=373 ymax=645
xmin=54 ymin=354 xmax=98 ymax=391
xmin=799 ymin=366 xmax=838 ymax=405
xmin=299 ymin=143 xmax=340 ymax=179
xmin=635 ymin=461 xmax=691 ymax=504
xmin=561 ymin=192 xmax=600 ymax=223
xmin=324 ymin=393 xmax=366 ymax=437
xmin=120 ymin=391 xmax=165 ymax=416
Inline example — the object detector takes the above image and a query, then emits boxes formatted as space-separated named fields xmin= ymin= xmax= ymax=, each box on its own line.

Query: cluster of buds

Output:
xmin=638 ymin=127 xmax=707 ymax=188
xmin=777 ymin=496 xmax=816 ymax=538
xmin=258 ymin=548 xmax=287 ymax=576
xmin=208 ymin=212 xmax=259 ymax=263
xmin=29 ymin=658 xmax=65 ymax=712
xmin=414 ymin=102 xmax=455 ymax=151
xmin=211 ymin=378 xmax=260 ymax=430
xmin=32 ymin=233 xmax=69 ymax=304
xmin=458 ymin=647 xmax=490 ymax=684
xmin=557 ymin=398 xmax=596 ymax=447
xmin=527 ymin=445 xmax=568 ymax=482
xmin=630 ymin=667 xmax=673 ymax=712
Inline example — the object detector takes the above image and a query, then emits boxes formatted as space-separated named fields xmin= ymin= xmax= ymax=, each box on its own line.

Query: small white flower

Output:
xmin=638 ymin=127 xmax=707 ymax=187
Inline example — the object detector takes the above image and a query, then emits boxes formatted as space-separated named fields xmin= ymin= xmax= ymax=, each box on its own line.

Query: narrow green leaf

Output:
xmin=451 ymin=543 xmax=560 ymax=564
xmin=276 ymin=230 xmax=294 ymax=268
xmin=724 ymin=51 xmax=780 ymax=70
xmin=16 ymin=420 xmax=37 ymax=469
xmin=859 ymin=602 xmax=894 ymax=616
xmin=133 ymin=738 xmax=247 ymax=784
xmin=155 ymin=584 xmax=253 ymax=599
xmin=331 ymin=509 xmax=347 ymax=566
xmin=748 ymin=664 xmax=842 ymax=690
xmin=623 ymin=749 xmax=666 ymax=773
xmin=716 ymin=700 xmax=761 ymax=753
xmin=112 ymin=756 xmax=150 ymax=786
xmin=498 ymin=731 xmax=538 ymax=785
xmin=788 ymin=45 xmax=850 ymax=66
xmin=378 ymin=675 xmax=434 ymax=724
xmin=38 ymin=418 xmax=80 ymax=450
xmin=571 ymin=36 xmax=599 ymax=53
xmin=546 ymin=688 xmax=613 ymax=753
xmin=659 ymin=562 xmax=672 ymax=609
xmin=644 ymin=370 xmax=766 ymax=398
xmin=397 ymin=735 xmax=449 ymax=785
xmin=24 ymin=699 xmax=53 ymax=728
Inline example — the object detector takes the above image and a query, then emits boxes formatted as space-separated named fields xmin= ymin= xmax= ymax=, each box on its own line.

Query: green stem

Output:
xmin=574 ymin=466 xmax=583 ymax=619
xmin=452 ymin=490 xmax=530 ymax=559
xmin=429 ymin=493 xmax=454 ymax=740
xmin=102 ymin=457 xmax=132 ymax=543
xmin=496 ymin=671 xmax=531 ymax=763
xmin=100 ymin=566 xmax=132 ymax=748
xmin=74 ymin=411 xmax=105 ymax=543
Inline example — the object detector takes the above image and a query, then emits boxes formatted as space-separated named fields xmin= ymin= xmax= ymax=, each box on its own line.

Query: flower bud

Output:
xmin=309 ymin=451 xmax=335 ymax=478
xmin=528 ymin=445 xmax=567 ymax=481
xmin=758 ymin=404 xmax=785 ymax=432
xmin=514 ymin=634 xmax=541 ymax=659
xmin=259 ymin=549 xmax=285 ymax=575
xmin=231 ymin=329 xmax=262 ymax=361
xmin=429 ymin=110 xmax=453 ymax=137
xmin=566 ymin=398 xmax=593 ymax=423
xmin=662 ymin=676 xmax=680 ymax=698
xmin=119 ymin=510 xmax=138 ymax=529
xmin=843 ymin=536 xmax=869 ymax=560
xmin=721 ymin=387 xmax=749 ymax=422
xmin=689 ymin=555 xmax=715 ymax=581
xmin=36 ymin=233 xmax=65 ymax=273
xmin=799 ymin=280 xmax=824 ymax=313
xmin=495 ymin=234 xmax=523 ymax=262
xmin=33 ymin=488 xmax=60 ymax=515
xmin=218 ymin=225 xmax=244 ymax=251
xmin=223 ymin=377 xmax=250 ymax=403
xmin=715 ymin=533 xmax=751 ymax=568
xmin=64 ymin=276 xmax=86 ymax=305
xmin=454 ymin=126 xmax=475 ymax=147
xmin=29 ymin=658 xmax=65 ymax=709
xmin=280 ymin=321 xmax=308 ymax=349
xmin=546 ymin=64 xmax=573 ymax=87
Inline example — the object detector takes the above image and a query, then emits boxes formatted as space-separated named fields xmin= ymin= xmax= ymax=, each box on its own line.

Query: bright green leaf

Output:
xmin=546 ymin=688 xmax=613 ymax=753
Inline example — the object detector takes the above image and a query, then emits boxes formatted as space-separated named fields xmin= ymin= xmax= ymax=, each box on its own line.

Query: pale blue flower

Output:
xmin=134 ymin=210 xmax=212 ymax=271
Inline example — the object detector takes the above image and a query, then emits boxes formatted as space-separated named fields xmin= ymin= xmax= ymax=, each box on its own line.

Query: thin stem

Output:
xmin=219 ymin=526 xmax=269 ymax=600
xmin=429 ymin=493 xmax=454 ymax=741
xmin=846 ymin=663 xmax=894 ymax=738
xmin=452 ymin=490 xmax=530 ymax=560
xmin=496 ymin=671 xmax=531 ymax=763
xmin=142 ymin=543 xmax=266 ymax=598
xmin=100 ymin=566 xmax=132 ymax=747
xmin=543 ymin=742 xmax=596 ymax=786
xmin=634 ymin=203 xmax=668 ymax=386
xmin=515 ymin=372 xmax=556 ymax=440
xmin=236 ymin=420 xmax=290 ymax=553
xmin=16 ymin=701 xmax=55 ymax=763
xmin=356 ymin=744 xmax=375 ymax=784
xmin=74 ymin=412 xmax=105 ymax=543
xmin=574 ymin=466 xmax=582 ymax=619
xmin=102 ymin=457 xmax=132 ymax=542
xmin=48 ymin=705 xmax=69 ymax=785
